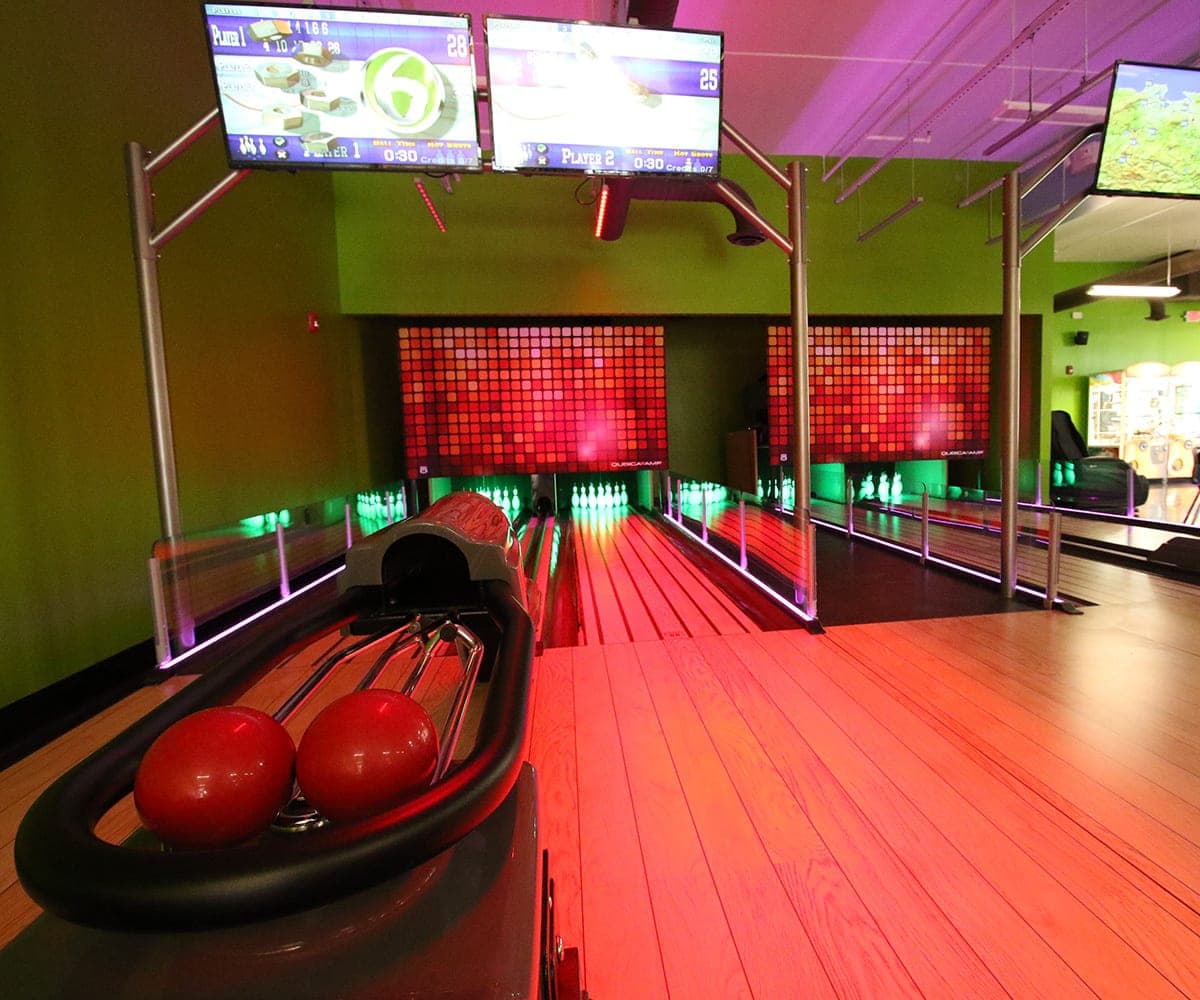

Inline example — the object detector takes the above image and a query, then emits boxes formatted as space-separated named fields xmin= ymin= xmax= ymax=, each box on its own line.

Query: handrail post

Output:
xmin=739 ymin=498 xmax=748 ymax=569
xmin=1044 ymin=511 xmax=1063 ymax=609
xmin=276 ymin=523 xmax=291 ymax=599
xmin=344 ymin=502 xmax=353 ymax=549
xmin=701 ymin=488 xmax=709 ymax=543
xmin=665 ymin=472 xmax=673 ymax=517
xmin=846 ymin=477 xmax=855 ymax=538
xmin=1127 ymin=466 xmax=1137 ymax=517
xmin=1035 ymin=461 xmax=1043 ymax=506
xmin=147 ymin=556 xmax=172 ymax=667
xmin=921 ymin=486 xmax=930 ymax=564
xmin=804 ymin=513 xmax=818 ymax=619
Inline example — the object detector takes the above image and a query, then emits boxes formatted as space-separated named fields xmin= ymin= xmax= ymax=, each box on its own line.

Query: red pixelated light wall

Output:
xmin=399 ymin=324 xmax=667 ymax=477
xmin=768 ymin=321 xmax=992 ymax=465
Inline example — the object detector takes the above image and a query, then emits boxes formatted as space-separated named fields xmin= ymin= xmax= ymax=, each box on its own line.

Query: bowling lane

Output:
xmin=569 ymin=509 xmax=766 ymax=645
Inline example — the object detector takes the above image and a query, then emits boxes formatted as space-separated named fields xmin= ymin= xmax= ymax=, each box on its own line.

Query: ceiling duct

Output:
xmin=595 ymin=177 xmax=768 ymax=245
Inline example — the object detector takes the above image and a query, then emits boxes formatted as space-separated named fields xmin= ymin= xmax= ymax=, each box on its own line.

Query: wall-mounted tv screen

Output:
xmin=1095 ymin=61 xmax=1200 ymax=198
xmin=484 ymin=16 xmax=723 ymax=177
xmin=200 ymin=3 xmax=481 ymax=171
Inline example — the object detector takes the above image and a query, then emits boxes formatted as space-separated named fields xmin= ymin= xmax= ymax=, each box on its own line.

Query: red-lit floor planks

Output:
xmin=527 ymin=608 xmax=1200 ymax=999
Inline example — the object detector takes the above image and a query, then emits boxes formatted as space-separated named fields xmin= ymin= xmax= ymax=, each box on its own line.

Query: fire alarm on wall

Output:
xmin=1065 ymin=364 xmax=1075 ymax=375
xmin=307 ymin=312 xmax=320 ymax=333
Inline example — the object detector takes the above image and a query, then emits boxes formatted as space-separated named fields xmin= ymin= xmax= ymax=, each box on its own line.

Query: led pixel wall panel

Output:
xmin=399 ymin=324 xmax=667 ymax=477
xmin=768 ymin=321 xmax=992 ymax=465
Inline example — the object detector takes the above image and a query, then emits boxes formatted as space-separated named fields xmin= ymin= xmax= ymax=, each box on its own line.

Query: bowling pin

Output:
xmin=891 ymin=473 xmax=903 ymax=505
xmin=878 ymin=472 xmax=889 ymax=505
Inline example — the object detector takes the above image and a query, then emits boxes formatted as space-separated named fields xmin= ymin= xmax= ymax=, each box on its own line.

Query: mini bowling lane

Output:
xmin=568 ymin=508 xmax=766 ymax=644
xmin=3 ymin=493 xmax=585 ymax=999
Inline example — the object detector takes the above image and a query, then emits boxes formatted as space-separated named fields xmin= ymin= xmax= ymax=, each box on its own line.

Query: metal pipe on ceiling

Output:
xmin=981 ymin=63 xmax=1114 ymax=157
xmin=835 ymin=0 xmax=1075 ymax=205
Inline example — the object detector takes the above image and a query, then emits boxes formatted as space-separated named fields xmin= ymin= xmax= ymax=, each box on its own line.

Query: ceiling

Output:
xmin=360 ymin=0 xmax=1200 ymax=266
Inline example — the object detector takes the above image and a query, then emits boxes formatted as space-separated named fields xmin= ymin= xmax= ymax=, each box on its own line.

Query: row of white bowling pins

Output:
xmin=572 ymin=482 xmax=628 ymax=509
xmin=756 ymin=477 xmax=796 ymax=505
xmin=356 ymin=490 xmax=407 ymax=522
xmin=856 ymin=472 xmax=905 ymax=504
xmin=677 ymin=481 xmax=727 ymax=505
xmin=474 ymin=486 xmax=524 ymax=515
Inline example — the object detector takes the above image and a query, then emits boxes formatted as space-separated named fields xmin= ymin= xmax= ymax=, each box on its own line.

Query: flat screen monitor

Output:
xmin=200 ymin=3 xmax=482 ymax=171
xmin=1094 ymin=61 xmax=1200 ymax=198
xmin=484 ymin=16 xmax=723 ymax=177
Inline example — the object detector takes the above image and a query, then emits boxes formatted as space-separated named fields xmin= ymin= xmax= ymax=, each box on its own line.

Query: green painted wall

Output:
xmin=336 ymin=155 xmax=1011 ymax=316
xmin=1 ymin=1 xmax=374 ymax=709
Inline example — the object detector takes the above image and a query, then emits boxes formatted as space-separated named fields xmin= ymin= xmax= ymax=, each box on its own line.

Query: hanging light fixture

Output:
xmin=1086 ymin=284 xmax=1181 ymax=298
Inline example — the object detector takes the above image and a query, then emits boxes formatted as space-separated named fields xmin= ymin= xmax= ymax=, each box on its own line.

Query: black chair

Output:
xmin=1049 ymin=410 xmax=1150 ymax=513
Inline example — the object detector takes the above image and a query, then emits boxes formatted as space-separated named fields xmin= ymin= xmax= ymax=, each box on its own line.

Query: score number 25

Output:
xmin=699 ymin=67 xmax=719 ymax=91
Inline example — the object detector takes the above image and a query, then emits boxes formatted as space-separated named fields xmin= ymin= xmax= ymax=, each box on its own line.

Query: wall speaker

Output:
xmin=1073 ymin=330 xmax=1090 ymax=345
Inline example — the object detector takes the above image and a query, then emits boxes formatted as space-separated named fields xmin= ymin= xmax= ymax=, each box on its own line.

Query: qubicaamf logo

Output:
xmin=361 ymin=48 xmax=445 ymax=133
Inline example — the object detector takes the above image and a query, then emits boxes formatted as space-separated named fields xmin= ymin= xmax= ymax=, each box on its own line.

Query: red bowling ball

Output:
xmin=296 ymin=689 xmax=439 ymax=824
xmin=134 ymin=706 xmax=296 ymax=849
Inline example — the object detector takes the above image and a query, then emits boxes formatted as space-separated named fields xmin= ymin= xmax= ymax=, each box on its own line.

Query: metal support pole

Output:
xmin=1127 ymin=466 xmax=1137 ymax=517
xmin=788 ymin=160 xmax=814 ymax=611
xmin=276 ymin=523 xmax=291 ymax=599
xmin=344 ymin=502 xmax=353 ymax=550
xmin=147 ymin=557 xmax=172 ymax=666
xmin=677 ymin=479 xmax=684 ymax=524
xmin=701 ymin=489 xmax=709 ymax=543
xmin=128 ymin=141 xmax=184 ymax=541
xmin=1035 ymin=461 xmax=1043 ymax=506
xmin=665 ymin=472 xmax=673 ymax=517
xmin=804 ymin=514 xmax=818 ymax=620
xmin=1044 ymin=511 xmax=1063 ymax=609
xmin=1000 ymin=170 xmax=1021 ymax=599
xmin=788 ymin=161 xmax=812 ymax=526
xmin=846 ymin=477 xmax=855 ymax=538
xmin=739 ymin=498 xmax=748 ymax=569
xmin=921 ymin=486 xmax=930 ymax=564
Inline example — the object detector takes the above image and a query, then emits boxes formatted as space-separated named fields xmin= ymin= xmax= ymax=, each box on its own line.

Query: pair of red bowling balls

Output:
xmin=133 ymin=690 xmax=439 ymax=850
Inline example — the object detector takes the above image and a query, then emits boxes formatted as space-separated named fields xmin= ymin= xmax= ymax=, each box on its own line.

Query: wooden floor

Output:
xmin=528 ymin=614 xmax=1200 ymax=999
xmin=3 ymin=510 xmax=1199 ymax=998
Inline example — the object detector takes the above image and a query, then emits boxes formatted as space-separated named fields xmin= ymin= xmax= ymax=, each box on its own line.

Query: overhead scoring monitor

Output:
xmin=200 ymin=3 xmax=482 ymax=171
xmin=484 ymin=16 xmax=724 ymax=177
xmin=1094 ymin=61 xmax=1200 ymax=198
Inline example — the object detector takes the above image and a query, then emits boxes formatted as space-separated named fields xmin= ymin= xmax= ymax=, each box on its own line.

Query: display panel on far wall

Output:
xmin=767 ymin=320 xmax=993 ymax=466
xmin=399 ymin=323 xmax=667 ymax=477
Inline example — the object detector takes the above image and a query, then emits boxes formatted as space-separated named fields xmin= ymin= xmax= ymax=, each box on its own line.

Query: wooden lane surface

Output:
xmin=570 ymin=511 xmax=760 ymax=646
